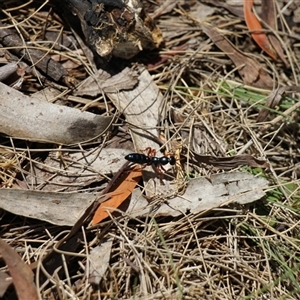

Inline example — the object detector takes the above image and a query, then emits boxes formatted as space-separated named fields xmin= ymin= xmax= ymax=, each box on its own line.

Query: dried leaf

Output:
xmin=261 ymin=0 xmax=289 ymax=66
xmin=74 ymin=67 xmax=138 ymax=97
xmin=0 ymin=272 xmax=13 ymax=297
xmin=0 ymin=189 xmax=102 ymax=226
xmin=190 ymin=152 xmax=269 ymax=169
xmin=128 ymin=172 xmax=268 ymax=218
xmin=91 ymin=165 xmax=142 ymax=225
xmin=190 ymin=2 xmax=215 ymax=21
xmin=0 ymin=62 xmax=18 ymax=81
xmin=107 ymin=67 xmax=163 ymax=160
xmin=243 ymin=0 xmax=277 ymax=60
xmin=0 ymin=238 xmax=38 ymax=300
xmin=208 ymin=0 xmax=244 ymax=18
xmin=0 ymin=82 xmax=112 ymax=144
xmin=257 ymin=87 xmax=286 ymax=122
xmin=26 ymin=148 xmax=132 ymax=192
xmin=88 ymin=241 xmax=113 ymax=285
xmin=201 ymin=24 xmax=273 ymax=88
xmin=31 ymin=87 xmax=62 ymax=102
xmin=107 ymin=67 xmax=172 ymax=198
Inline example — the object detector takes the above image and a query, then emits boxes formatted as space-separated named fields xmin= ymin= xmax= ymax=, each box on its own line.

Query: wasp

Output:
xmin=125 ymin=147 xmax=176 ymax=176
xmin=125 ymin=153 xmax=176 ymax=166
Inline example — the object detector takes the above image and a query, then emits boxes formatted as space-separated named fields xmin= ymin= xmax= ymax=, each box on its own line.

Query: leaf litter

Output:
xmin=0 ymin=238 xmax=38 ymax=300
xmin=0 ymin=0 xmax=300 ymax=299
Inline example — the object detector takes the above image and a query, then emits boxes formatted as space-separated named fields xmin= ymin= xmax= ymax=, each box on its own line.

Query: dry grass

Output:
xmin=1 ymin=0 xmax=300 ymax=299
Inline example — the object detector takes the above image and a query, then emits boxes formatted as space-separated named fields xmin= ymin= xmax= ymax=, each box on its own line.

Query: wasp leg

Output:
xmin=150 ymin=164 xmax=165 ymax=185
xmin=144 ymin=147 xmax=156 ymax=158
